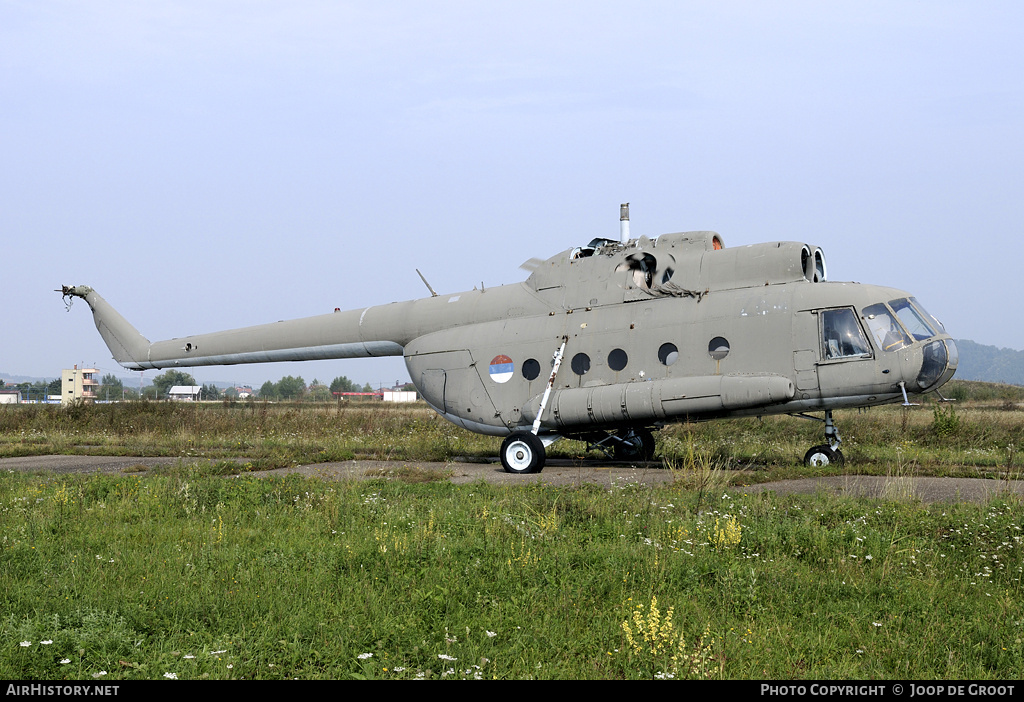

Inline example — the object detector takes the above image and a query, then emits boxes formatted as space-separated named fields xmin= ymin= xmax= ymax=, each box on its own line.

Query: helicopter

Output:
xmin=60 ymin=204 xmax=958 ymax=474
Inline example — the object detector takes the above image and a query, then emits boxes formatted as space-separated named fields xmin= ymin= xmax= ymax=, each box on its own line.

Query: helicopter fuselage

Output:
xmin=62 ymin=229 xmax=957 ymax=469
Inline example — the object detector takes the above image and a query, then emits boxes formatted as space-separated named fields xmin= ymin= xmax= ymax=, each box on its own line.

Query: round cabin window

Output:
xmin=658 ymin=343 xmax=679 ymax=366
xmin=708 ymin=337 xmax=730 ymax=361
xmin=608 ymin=348 xmax=628 ymax=371
xmin=522 ymin=358 xmax=541 ymax=381
xmin=571 ymin=353 xmax=591 ymax=375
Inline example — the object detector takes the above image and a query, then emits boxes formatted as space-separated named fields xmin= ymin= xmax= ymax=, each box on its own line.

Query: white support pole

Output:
xmin=532 ymin=337 xmax=567 ymax=435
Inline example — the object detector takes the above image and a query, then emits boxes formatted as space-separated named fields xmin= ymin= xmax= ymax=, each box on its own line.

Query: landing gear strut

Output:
xmin=500 ymin=337 xmax=565 ymax=475
xmin=799 ymin=410 xmax=845 ymax=467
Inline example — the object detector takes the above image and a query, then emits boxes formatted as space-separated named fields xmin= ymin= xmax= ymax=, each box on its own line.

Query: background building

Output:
xmin=0 ymin=390 xmax=23 ymax=404
xmin=61 ymin=365 xmax=99 ymax=403
xmin=168 ymin=386 xmax=203 ymax=401
xmin=382 ymin=383 xmax=417 ymax=403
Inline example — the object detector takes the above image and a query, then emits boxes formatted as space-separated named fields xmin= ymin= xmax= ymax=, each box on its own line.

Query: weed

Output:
xmin=621 ymin=596 xmax=720 ymax=679
xmin=711 ymin=516 xmax=742 ymax=549
xmin=932 ymin=404 xmax=961 ymax=438
xmin=662 ymin=435 xmax=731 ymax=511
xmin=882 ymin=448 xmax=918 ymax=501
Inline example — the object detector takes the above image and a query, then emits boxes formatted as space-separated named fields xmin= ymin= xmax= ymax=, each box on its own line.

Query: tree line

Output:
xmin=3 ymin=372 xmax=379 ymax=402
xmin=257 ymin=375 xmax=374 ymax=401
xmin=1 ymin=379 xmax=63 ymax=401
xmin=136 ymin=371 xmax=375 ymax=401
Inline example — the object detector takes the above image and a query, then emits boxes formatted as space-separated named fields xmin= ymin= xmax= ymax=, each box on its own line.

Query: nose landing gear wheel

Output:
xmin=797 ymin=410 xmax=845 ymax=467
xmin=803 ymin=445 xmax=845 ymax=467
xmin=500 ymin=432 xmax=546 ymax=474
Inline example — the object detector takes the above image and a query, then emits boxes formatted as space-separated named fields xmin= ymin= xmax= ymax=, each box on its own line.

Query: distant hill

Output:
xmin=954 ymin=340 xmax=1024 ymax=386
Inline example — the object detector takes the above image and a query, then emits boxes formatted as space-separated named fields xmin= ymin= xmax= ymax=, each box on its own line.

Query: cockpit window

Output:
xmin=890 ymin=298 xmax=937 ymax=341
xmin=862 ymin=303 xmax=910 ymax=352
xmin=821 ymin=308 xmax=872 ymax=360
xmin=908 ymin=297 xmax=945 ymax=334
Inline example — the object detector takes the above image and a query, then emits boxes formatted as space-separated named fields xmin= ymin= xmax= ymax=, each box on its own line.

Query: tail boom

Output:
xmin=62 ymin=281 xmax=548 ymax=372
xmin=60 ymin=285 xmax=403 ymax=371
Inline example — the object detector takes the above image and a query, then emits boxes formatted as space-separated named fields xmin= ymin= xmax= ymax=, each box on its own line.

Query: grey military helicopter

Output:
xmin=60 ymin=205 xmax=957 ymax=474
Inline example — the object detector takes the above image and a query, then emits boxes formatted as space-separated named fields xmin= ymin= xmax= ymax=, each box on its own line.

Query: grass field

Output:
xmin=2 ymin=380 xmax=1022 ymax=479
xmin=0 ymin=380 xmax=1022 ymax=679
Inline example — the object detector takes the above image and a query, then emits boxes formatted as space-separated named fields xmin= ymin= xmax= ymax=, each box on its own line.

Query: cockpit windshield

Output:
xmin=890 ymin=298 xmax=938 ymax=341
xmin=862 ymin=303 xmax=910 ymax=352
xmin=907 ymin=297 xmax=945 ymax=334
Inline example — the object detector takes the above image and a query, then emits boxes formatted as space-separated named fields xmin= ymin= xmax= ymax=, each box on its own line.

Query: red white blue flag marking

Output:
xmin=489 ymin=355 xmax=514 ymax=384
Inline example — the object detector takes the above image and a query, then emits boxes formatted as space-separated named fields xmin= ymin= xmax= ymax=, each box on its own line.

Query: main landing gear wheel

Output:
xmin=613 ymin=428 xmax=657 ymax=462
xmin=500 ymin=432 xmax=546 ymax=474
xmin=803 ymin=445 xmax=845 ymax=467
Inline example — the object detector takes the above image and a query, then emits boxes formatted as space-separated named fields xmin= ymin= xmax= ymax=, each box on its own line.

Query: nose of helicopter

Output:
xmin=913 ymin=338 xmax=958 ymax=392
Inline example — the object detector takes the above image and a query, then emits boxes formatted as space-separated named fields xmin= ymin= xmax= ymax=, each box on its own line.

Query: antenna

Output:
xmin=416 ymin=269 xmax=439 ymax=297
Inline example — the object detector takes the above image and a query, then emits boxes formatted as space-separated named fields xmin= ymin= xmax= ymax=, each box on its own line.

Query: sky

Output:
xmin=2 ymin=1 xmax=1022 ymax=389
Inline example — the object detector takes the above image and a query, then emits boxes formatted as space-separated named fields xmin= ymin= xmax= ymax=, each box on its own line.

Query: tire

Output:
xmin=803 ymin=445 xmax=845 ymax=467
xmin=635 ymin=429 xmax=657 ymax=461
xmin=613 ymin=428 xmax=657 ymax=462
xmin=500 ymin=432 xmax=546 ymax=474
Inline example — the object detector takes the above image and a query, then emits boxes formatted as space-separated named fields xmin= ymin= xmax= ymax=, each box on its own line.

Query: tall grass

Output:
xmin=2 ymin=393 xmax=1023 ymax=478
xmin=0 ymin=400 xmax=497 ymax=467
